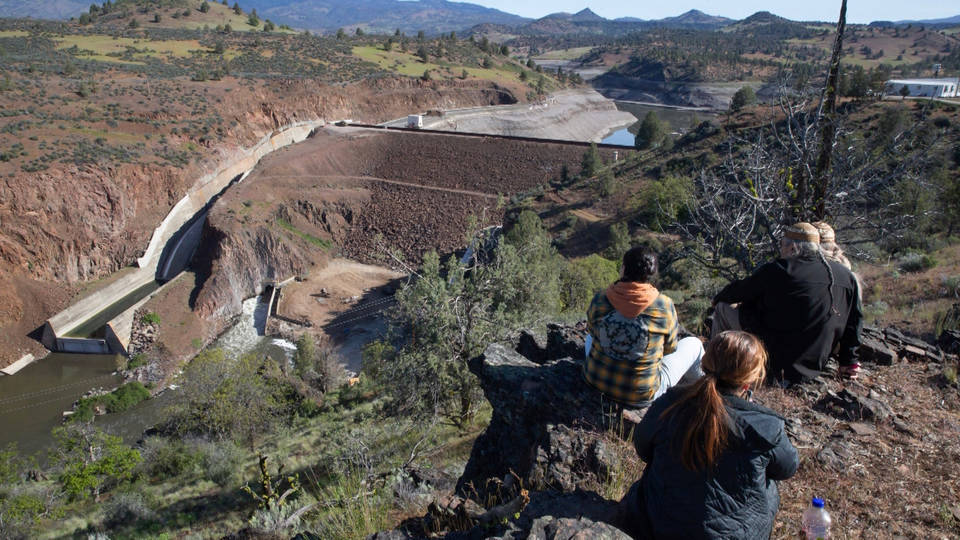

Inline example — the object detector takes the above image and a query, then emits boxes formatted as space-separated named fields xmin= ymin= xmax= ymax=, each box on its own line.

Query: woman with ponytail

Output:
xmin=619 ymin=331 xmax=798 ymax=539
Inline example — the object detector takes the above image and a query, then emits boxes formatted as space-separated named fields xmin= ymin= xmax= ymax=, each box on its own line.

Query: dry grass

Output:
xmin=858 ymin=243 xmax=960 ymax=338
xmin=759 ymin=362 xmax=960 ymax=539
xmin=352 ymin=46 xmax=526 ymax=85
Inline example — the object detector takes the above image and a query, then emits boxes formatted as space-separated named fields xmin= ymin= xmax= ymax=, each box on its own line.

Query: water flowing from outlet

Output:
xmin=213 ymin=296 xmax=296 ymax=362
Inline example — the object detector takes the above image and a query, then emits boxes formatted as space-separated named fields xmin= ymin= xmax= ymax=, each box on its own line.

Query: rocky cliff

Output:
xmin=372 ymin=324 xmax=960 ymax=539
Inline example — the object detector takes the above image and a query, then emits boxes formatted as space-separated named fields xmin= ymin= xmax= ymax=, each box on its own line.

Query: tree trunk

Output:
xmin=813 ymin=0 xmax=848 ymax=220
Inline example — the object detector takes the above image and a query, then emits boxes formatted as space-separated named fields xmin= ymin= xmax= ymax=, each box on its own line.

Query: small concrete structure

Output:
xmin=0 ymin=354 xmax=35 ymax=375
xmin=885 ymin=78 xmax=959 ymax=98
xmin=407 ymin=114 xmax=424 ymax=129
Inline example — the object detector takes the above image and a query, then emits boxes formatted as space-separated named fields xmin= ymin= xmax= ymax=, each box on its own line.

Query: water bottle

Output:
xmin=801 ymin=497 xmax=831 ymax=540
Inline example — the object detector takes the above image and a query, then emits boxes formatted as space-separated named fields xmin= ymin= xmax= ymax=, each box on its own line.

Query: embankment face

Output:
xmin=417 ymin=89 xmax=637 ymax=141
xmin=0 ymin=78 xmax=518 ymax=367
xmin=192 ymin=127 xmax=617 ymax=319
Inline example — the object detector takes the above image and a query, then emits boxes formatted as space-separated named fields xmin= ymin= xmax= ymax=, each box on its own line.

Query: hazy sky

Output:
xmin=456 ymin=1 xmax=958 ymax=24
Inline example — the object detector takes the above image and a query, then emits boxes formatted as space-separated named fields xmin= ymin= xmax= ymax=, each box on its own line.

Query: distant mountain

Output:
xmin=887 ymin=14 xmax=960 ymax=25
xmin=727 ymin=10 xmax=815 ymax=38
xmin=571 ymin=8 xmax=606 ymax=22
xmin=739 ymin=11 xmax=789 ymax=25
xmin=660 ymin=9 xmax=731 ymax=28
xmin=0 ymin=0 xmax=87 ymax=19
xmin=494 ymin=7 xmax=730 ymax=38
xmin=240 ymin=0 xmax=529 ymax=34
xmin=541 ymin=9 xmax=602 ymax=22
xmin=0 ymin=0 xmax=531 ymax=34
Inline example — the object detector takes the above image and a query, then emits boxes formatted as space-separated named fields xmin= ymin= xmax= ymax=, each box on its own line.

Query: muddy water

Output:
xmin=614 ymin=102 xmax=717 ymax=134
xmin=0 ymin=295 xmax=289 ymax=458
xmin=0 ymin=353 xmax=122 ymax=457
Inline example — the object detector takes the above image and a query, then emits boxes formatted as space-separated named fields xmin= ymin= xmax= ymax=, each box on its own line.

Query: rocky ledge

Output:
xmin=372 ymin=323 xmax=960 ymax=539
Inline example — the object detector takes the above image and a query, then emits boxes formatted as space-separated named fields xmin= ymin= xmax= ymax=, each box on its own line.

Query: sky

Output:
xmin=455 ymin=1 xmax=959 ymax=24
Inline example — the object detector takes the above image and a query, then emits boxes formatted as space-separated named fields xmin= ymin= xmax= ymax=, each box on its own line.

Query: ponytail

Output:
xmin=660 ymin=331 xmax=767 ymax=472
xmin=662 ymin=375 xmax=728 ymax=471
xmin=816 ymin=249 xmax=839 ymax=317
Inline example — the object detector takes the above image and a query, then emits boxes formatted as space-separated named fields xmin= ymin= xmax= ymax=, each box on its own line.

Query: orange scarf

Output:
xmin=605 ymin=281 xmax=659 ymax=319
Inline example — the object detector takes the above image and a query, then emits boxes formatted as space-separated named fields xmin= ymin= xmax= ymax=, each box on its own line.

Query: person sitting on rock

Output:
xmin=711 ymin=222 xmax=862 ymax=382
xmin=619 ymin=330 xmax=798 ymax=540
xmin=584 ymin=245 xmax=705 ymax=409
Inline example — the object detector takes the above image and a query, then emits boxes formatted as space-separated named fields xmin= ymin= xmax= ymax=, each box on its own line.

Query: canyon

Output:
xmin=0 ymin=80 xmax=632 ymax=368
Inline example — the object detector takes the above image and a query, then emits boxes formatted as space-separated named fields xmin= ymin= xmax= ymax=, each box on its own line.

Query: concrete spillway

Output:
xmin=40 ymin=120 xmax=325 ymax=357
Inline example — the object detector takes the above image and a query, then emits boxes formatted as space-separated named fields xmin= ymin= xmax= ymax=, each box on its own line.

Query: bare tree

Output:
xmin=676 ymin=74 xmax=943 ymax=278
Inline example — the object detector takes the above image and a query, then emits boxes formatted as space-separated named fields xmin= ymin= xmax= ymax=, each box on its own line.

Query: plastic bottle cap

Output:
xmin=812 ymin=497 xmax=825 ymax=508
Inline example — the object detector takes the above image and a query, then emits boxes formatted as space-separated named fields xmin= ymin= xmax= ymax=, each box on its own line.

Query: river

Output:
xmin=0 ymin=353 xmax=122 ymax=457
xmin=0 ymin=294 xmax=295 ymax=459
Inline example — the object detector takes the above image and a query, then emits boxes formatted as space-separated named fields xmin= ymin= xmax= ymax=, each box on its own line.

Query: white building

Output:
xmin=884 ymin=78 xmax=959 ymax=98
xmin=407 ymin=114 xmax=424 ymax=129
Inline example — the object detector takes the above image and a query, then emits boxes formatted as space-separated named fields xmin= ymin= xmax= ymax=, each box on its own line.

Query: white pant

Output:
xmin=653 ymin=336 xmax=705 ymax=399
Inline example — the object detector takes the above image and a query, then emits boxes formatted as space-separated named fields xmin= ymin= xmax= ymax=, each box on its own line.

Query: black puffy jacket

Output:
xmin=624 ymin=388 xmax=798 ymax=539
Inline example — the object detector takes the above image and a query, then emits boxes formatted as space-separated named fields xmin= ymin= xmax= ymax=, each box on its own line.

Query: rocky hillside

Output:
xmin=0 ymin=77 xmax=520 ymax=367
xmin=373 ymin=324 xmax=960 ymax=539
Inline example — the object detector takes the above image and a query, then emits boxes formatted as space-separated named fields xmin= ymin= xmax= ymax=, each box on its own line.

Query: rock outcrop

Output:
xmin=372 ymin=322 xmax=960 ymax=539
xmin=372 ymin=324 xmax=634 ymax=539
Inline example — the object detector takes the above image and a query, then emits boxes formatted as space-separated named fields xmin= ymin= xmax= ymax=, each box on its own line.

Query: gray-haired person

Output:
xmin=711 ymin=222 xmax=862 ymax=382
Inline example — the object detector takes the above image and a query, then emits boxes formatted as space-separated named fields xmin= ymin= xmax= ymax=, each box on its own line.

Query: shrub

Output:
xmin=560 ymin=254 xmax=619 ymax=314
xmin=635 ymin=111 xmax=667 ymax=150
xmin=140 ymin=312 xmax=160 ymax=325
xmin=606 ymin=222 xmax=631 ymax=260
xmin=72 ymin=382 xmax=150 ymax=421
xmin=198 ymin=440 xmax=245 ymax=488
xmin=633 ymin=175 xmax=693 ymax=231
xmin=139 ymin=437 xmax=201 ymax=481
xmin=899 ymin=252 xmax=937 ymax=273
xmin=581 ymin=143 xmax=600 ymax=177
xmin=863 ymin=300 xmax=890 ymax=323
xmin=102 ymin=490 xmax=156 ymax=528
xmin=730 ymin=86 xmax=757 ymax=112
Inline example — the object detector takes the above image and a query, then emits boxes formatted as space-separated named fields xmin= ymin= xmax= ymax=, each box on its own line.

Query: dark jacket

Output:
xmin=625 ymin=388 xmax=798 ymax=540
xmin=713 ymin=255 xmax=862 ymax=382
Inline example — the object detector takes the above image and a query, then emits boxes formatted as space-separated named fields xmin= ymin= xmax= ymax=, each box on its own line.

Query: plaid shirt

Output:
xmin=584 ymin=291 xmax=678 ymax=406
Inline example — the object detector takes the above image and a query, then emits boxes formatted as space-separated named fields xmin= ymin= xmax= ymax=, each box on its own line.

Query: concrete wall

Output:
xmin=56 ymin=337 xmax=111 ymax=354
xmin=0 ymin=354 xmax=36 ymax=376
xmin=44 ymin=119 xmax=326 ymax=353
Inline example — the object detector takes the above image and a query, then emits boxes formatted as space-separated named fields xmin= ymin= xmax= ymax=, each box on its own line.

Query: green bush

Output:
xmin=140 ymin=312 xmax=161 ymax=325
xmin=560 ymin=255 xmax=619 ymax=314
xmin=72 ymin=382 xmax=151 ymax=421
xmin=899 ymin=252 xmax=937 ymax=273
xmin=633 ymin=175 xmax=693 ymax=231
xmin=635 ymin=111 xmax=667 ymax=150
xmin=140 ymin=437 xmax=201 ymax=481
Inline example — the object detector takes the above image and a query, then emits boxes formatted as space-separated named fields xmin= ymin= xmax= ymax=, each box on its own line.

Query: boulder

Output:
xmin=938 ymin=329 xmax=960 ymax=356
xmin=858 ymin=335 xmax=898 ymax=365
xmin=516 ymin=329 xmax=549 ymax=364
xmin=816 ymin=388 xmax=893 ymax=422
xmin=457 ymin=343 xmax=615 ymax=498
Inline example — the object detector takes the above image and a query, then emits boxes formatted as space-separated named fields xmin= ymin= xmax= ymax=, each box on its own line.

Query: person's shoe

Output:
xmin=839 ymin=362 xmax=861 ymax=379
